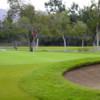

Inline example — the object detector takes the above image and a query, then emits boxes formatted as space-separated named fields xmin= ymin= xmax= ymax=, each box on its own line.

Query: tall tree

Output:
xmin=87 ymin=1 xmax=100 ymax=51
xmin=45 ymin=0 xmax=72 ymax=52
xmin=69 ymin=2 xmax=79 ymax=23
xmin=79 ymin=1 xmax=100 ymax=51
xmin=72 ymin=21 xmax=88 ymax=47
xmin=0 ymin=19 xmax=20 ymax=46
xmin=48 ymin=11 xmax=72 ymax=52
xmin=45 ymin=0 xmax=66 ymax=14
xmin=96 ymin=0 xmax=100 ymax=51
xmin=33 ymin=12 xmax=49 ymax=51
xmin=7 ymin=0 xmax=38 ymax=51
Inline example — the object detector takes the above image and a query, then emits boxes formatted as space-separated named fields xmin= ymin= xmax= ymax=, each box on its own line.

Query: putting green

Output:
xmin=0 ymin=50 xmax=100 ymax=100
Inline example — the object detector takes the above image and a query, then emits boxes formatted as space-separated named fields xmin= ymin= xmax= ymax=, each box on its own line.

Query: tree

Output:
xmin=87 ymin=1 xmax=100 ymax=51
xmin=45 ymin=0 xmax=66 ymax=14
xmin=69 ymin=2 xmax=79 ymax=23
xmin=7 ymin=0 xmax=49 ymax=52
xmin=7 ymin=0 xmax=37 ymax=51
xmin=48 ymin=11 xmax=72 ymax=52
xmin=79 ymin=1 xmax=100 ymax=51
xmin=0 ymin=19 xmax=20 ymax=47
xmin=72 ymin=21 xmax=88 ymax=47
xmin=96 ymin=0 xmax=100 ymax=51
xmin=18 ymin=4 xmax=36 ymax=52
xmin=7 ymin=1 xmax=33 ymax=51
xmin=32 ymin=12 xmax=49 ymax=51
xmin=45 ymin=0 xmax=72 ymax=52
xmin=16 ymin=17 xmax=33 ymax=51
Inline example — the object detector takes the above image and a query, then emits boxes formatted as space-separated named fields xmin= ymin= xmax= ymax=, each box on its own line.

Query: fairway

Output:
xmin=0 ymin=50 xmax=100 ymax=100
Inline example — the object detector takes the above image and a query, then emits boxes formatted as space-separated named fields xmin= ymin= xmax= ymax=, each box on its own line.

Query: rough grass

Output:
xmin=0 ymin=50 xmax=100 ymax=100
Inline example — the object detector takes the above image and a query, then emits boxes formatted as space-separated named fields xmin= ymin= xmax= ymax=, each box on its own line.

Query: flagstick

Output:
xmin=32 ymin=29 xmax=35 ymax=56
xmin=33 ymin=41 xmax=35 ymax=56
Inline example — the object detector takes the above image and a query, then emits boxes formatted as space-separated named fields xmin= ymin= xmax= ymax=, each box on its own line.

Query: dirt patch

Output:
xmin=63 ymin=64 xmax=100 ymax=89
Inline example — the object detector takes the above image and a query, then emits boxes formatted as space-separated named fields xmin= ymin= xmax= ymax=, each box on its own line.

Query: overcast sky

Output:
xmin=0 ymin=0 xmax=98 ymax=11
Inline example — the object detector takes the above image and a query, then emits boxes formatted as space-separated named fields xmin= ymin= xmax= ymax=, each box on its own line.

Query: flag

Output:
xmin=32 ymin=29 xmax=35 ymax=37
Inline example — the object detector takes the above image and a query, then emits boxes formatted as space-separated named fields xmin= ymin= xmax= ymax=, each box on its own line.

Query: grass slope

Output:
xmin=0 ymin=50 xmax=100 ymax=100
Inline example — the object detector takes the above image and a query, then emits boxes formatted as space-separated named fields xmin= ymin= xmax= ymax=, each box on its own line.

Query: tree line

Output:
xmin=0 ymin=0 xmax=100 ymax=52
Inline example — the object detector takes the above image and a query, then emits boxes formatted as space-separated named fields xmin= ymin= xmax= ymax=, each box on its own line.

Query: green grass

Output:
xmin=0 ymin=49 xmax=100 ymax=100
xmin=0 ymin=46 xmax=94 ymax=52
xmin=21 ymin=58 xmax=100 ymax=100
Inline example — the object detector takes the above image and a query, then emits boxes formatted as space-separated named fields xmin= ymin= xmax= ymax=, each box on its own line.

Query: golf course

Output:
xmin=1 ymin=47 xmax=100 ymax=100
xmin=0 ymin=0 xmax=100 ymax=99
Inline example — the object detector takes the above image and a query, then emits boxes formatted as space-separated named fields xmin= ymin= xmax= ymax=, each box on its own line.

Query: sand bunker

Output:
xmin=63 ymin=64 xmax=100 ymax=89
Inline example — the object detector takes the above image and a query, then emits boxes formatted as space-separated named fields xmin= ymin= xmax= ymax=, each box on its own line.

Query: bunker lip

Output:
xmin=63 ymin=64 xmax=100 ymax=89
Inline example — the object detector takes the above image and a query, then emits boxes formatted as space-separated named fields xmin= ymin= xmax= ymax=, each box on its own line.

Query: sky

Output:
xmin=0 ymin=0 xmax=98 ymax=11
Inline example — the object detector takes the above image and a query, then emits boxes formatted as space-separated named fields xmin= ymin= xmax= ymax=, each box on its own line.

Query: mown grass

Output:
xmin=0 ymin=46 xmax=94 ymax=52
xmin=0 ymin=50 xmax=100 ymax=100
xmin=20 ymin=58 xmax=100 ymax=100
